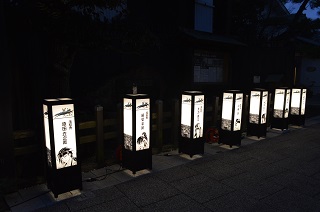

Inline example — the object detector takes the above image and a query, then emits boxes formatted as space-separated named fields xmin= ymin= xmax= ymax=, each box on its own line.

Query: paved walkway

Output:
xmin=3 ymin=114 xmax=320 ymax=212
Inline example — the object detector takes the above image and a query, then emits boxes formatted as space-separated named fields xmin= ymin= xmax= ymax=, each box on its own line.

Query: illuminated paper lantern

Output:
xmin=219 ymin=90 xmax=243 ymax=147
xmin=179 ymin=91 xmax=205 ymax=157
xmin=122 ymin=94 xmax=152 ymax=174
xmin=271 ymin=87 xmax=291 ymax=130
xmin=247 ymin=88 xmax=269 ymax=138
xmin=43 ymin=98 xmax=82 ymax=198
xmin=289 ymin=88 xmax=307 ymax=126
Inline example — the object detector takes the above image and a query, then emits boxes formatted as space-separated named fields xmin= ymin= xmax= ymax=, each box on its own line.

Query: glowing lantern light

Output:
xmin=247 ymin=88 xmax=269 ymax=138
xmin=43 ymin=98 xmax=82 ymax=198
xmin=289 ymin=88 xmax=307 ymax=126
xmin=219 ymin=90 xmax=243 ymax=147
xmin=179 ymin=91 xmax=205 ymax=157
xmin=122 ymin=94 xmax=152 ymax=174
xmin=271 ymin=87 xmax=291 ymax=130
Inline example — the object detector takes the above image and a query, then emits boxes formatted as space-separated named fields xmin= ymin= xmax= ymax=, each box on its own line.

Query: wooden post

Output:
xmin=242 ymin=94 xmax=249 ymax=134
xmin=172 ymin=99 xmax=180 ymax=148
xmin=0 ymin=0 xmax=16 ymax=193
xmin=267 ymin=92 xmax=273 ymax=128
xmin=116 ymin=102 xmax=123 ymax=164
xmin=204 ymin=98 xmax=211 ymax=129
xmin=212 ymin=96 xmax=220 ymax=127
xmin=95 ymin=105 xmax=104 ymax=167
xmin=117 ymin=102 xmax=123 ymax=147
xmin=154 ymin=100 xmax=163 ymax=153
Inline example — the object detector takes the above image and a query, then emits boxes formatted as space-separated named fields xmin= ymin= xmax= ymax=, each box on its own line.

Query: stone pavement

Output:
xmin=3 ymin=114 xmax=320 ymax=212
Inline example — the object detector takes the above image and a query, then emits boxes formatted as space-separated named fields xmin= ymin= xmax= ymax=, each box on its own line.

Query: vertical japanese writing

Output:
xmin=62 ymin=121 xmax=67 ymax=131
xmin=62 ymin=121 xmax=67 ymax=144
xmin=141 ymin=113 xmax=144 ymax=130
xmin=69 ymin=119 xmax=72 ymax=130
xmin=197 ymin=107 xmax=200 ymax=121
xmin=236 ymin=101 xmax=242 ymax=117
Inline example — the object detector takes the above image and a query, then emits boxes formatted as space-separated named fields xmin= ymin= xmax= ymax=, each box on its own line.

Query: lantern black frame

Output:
xmin=271 ymin=87 xmax=291 ymax=130
xmin=179 ymin=91 xmax=205 ymax=158
xmin=43 ymin=98 xmax=82 ymax=198
xmin=289 ymin=88 xmax=307 ymax=126
xmin=219 ymin=90 xmax=244 ymax=147
xmin=247 ymin=88 xmax=269 ymax=138
xmin=122 ymin=94 xmax=152 ymax=174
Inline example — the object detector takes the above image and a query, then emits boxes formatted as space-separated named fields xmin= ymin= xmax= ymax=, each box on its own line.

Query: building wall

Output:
xmin=0 ymin=0 xmax=16 ymax=191
xmin=232 ymin=45 xmax=295 ymax=92
xmin=300 ymin=58 xmax=320 ymax=96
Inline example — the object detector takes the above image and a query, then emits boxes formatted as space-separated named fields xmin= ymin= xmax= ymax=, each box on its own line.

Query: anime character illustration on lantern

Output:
xmin=56 ymin=147 xmax=77 ymax=169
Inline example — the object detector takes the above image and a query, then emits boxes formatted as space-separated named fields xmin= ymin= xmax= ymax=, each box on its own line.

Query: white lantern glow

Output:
xmin=289 ymin=88 xmax=307 ymax=126
xmin=179 ymin=91 xmax=205 ymax=157
xmin=247 ymin=89 xmax=268 ymax=138
xmin=122 ymin=94 xmax=152 ymax=174
xmin=220 ymin=90 xmax=243 ymax=147
xmin=271 ymin=87 xmax=291 ymax=130
xmin=42 ymin=98 xmax=82 ymax=198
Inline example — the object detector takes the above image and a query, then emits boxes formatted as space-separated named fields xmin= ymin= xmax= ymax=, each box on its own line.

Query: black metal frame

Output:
xmin=179 ymin=91 xmax=205 ymax=157
xmin=247 ymin=89 xmax=268 ymax=138
xmin=271 ymin=87 xmax=290 ymax=131
xmin=219 ymin=90 xmax=243 ymax=147
xmin=289 ymin=88 xmax=307 ymax=126
xmin=122 ymin=94 xmax=152 ymax=174
xmin=43 ymin=98 xmax=82 ymax=198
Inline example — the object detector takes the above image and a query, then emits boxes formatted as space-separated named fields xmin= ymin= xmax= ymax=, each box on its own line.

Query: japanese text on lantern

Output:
xmin=141 ymin=113 xmax=144 ymax=130
xmin=62 ymin=122 xmax=67 ymax=144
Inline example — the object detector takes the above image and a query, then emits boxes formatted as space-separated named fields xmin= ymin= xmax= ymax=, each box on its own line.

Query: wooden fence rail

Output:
xmin=12 ymin=98 xmax=222 ymax=159
xmin=14 ymin=95 xmax=270 ymax=165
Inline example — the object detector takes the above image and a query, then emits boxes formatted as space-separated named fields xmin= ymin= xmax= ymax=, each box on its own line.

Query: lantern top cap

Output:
xmin=227 ymin=90 xmax=240 ymax=92
xmin=44 ymin=99 xmax=59 ymax=102
xmin=126 ymin=94 xmax=148 ymax=97
xmin=252 ymin=88 xmax=266 ymax=91
xmin=184 ymin=91 xmax=202 ymax=94
xmin=224 ymin=90 xmax=242 ymax=93
xmin=58 ymin=98 xmax=73 ymax=101
xmin=292 ymin=87 xmax=307 ymax=90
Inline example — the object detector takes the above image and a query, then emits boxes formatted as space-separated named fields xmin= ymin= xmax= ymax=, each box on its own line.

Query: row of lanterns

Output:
xmin=181 ymin=87 xmax=306 ymax=151
xmin=41 ymin=87 xmax=307 ymax=197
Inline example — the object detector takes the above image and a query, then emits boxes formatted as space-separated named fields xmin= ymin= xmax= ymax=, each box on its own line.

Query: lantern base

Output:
xmin=289 ymin=115 xmax=305 ymax=126
xmin=178 ymin=137 xmax=205 ymax=158
xmin=122 ymin=148 xmax=152 ymax=175
xmin=218 ymin=130 xmax=242 ymax=147
xmin=271 ymin=117 xmax=289 ymax=131
xmin=247 ymin=123 xmax=267 ymax=138
xmin=46 ymin=165 xmax=82 ymax=198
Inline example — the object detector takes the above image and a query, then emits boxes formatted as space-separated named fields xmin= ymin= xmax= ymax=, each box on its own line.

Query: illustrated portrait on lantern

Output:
xmin=52 ymin=104 xmax=78 ymax=169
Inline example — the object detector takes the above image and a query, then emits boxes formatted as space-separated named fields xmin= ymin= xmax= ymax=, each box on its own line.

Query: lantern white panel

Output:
xmin=193 ymin=95 xmax=204 ymax=138
xmin=261 ymin=91 xmax=268 ymax=124
xmin=181 ymin=94 xmax=192 ymax=138
xmin=123 ymin=98 xmax=133 ymax=150
xmin=249 ymin=91 xmax=260 ymax=124
xmin=221 ymin=93 xmax=233 ymax=131
xmin=301 ymin=89 xmax=307 ymax=115
xmin=52 ymin=104 xmax=77 ymax=169
xmin=274 ymin=89 xmax=285 ymax=118
xmin=233 ymin=93 xmax=243 ymax=131
xmin=43 ymin=104 xmax=52 ymax=167
xmin=135 ymin=98 xmax=150 ymax=151
xmin=291 ymin=89 xmax=301 ymax=115
xmin=284 ymin=89 xmax=291 ymax=118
